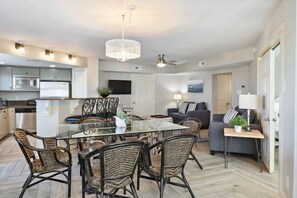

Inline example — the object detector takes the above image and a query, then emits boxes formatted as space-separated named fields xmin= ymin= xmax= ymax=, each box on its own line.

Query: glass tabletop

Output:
xmin=57 ymin=119 xmax=188 ymax=140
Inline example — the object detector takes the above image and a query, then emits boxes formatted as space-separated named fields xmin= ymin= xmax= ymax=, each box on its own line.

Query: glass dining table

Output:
xmin=57 ymin=119 xmax=188 ymax=141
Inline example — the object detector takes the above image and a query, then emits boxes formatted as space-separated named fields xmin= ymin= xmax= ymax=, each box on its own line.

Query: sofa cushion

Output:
xmin=234 ymin=106 xmax=256 ymax=123
xmin=223 ymin=108 xmax=238 ymax=124
xmin=178 ymin=102 xmax=189 ymax=114
xmin=196 ymin=102 xmax=206 ymax=110
xmin=186 ymin=103 xmax=197 ymax=113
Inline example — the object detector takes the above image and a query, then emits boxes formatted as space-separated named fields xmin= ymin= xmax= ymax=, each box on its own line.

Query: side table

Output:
xmin=224 ymin=128 xmax=264 ymax=172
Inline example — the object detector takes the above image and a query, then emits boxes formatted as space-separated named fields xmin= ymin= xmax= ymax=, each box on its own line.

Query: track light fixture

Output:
xmin=45 ymin=49 xmax=54 ymax=58
xmin=15 ymin=43 xmax=25 ymax=53
xmin=68 ymin=54 xmax=76 ymax=62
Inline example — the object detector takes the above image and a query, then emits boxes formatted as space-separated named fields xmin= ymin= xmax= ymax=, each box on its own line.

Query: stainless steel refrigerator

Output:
xmin=40 ymin=81 xmax=71 ymax=98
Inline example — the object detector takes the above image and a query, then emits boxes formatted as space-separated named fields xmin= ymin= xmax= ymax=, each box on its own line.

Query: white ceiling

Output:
xmin=0 ymin=0 xmax=280 ymax=66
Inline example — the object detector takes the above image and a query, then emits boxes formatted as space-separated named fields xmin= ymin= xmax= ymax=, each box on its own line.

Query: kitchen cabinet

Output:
xmin=0 ymin=109 xmax=8 ymax=139
xmin=13 ymin=67 xmax=40 ymax=76
xmin=8 ymin=108 xmax=15 ymax=133
xmin=0 ymin=67 xmax=12 ymax=90
xmin=40 ymin=68 xmax=71 ymax=81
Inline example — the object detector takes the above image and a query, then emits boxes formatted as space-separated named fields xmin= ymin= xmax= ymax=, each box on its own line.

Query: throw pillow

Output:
xmin=186 ymin=103 xmax=197 ymax=113
xmin=223 ymin=108 xmax=238 ymax=124
xmin=196 ymin=102 xmax=206 ymax=110
xmin=178 ymin=102 xmax=189 ymax=114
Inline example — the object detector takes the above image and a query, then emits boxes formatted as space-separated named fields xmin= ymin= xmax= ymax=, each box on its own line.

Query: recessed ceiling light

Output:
xmin=49 ymin=64 xmax=56 ymax=67
xmin=0 ymin=61 xmax=5 ymax=65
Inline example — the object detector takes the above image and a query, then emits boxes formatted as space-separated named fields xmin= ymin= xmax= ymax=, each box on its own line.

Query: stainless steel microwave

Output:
xmin=13 ymin=75 xmax=40 ymax=90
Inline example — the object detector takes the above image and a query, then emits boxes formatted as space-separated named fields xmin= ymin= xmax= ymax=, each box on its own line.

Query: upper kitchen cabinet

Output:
xmin=13 ymin=67 xmax=40 ymax=76
xmin=0 ymin=67 xmax=12 ymax=90
xmin=40 ymin=68 xmax=71 ymax=81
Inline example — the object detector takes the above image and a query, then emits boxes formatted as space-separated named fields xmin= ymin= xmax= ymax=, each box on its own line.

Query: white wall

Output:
xmin=253 ymin=1 xmax=297 ymax=197
xmin=178 ymin=65 xmax=250 ymax=114
xmin=99 ymin=71 xmax=132 ymax=108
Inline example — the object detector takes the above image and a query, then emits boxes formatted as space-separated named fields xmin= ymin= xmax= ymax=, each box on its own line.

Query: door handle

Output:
xmin=133 ymin=102 xmax=135 ymax=104
xmin=264 ymin=117 xmax=270 ymax=121
xmin=272 ymin=118 xmax=277 ymax=122
xmin=226 ymin=103 xmax=229 ymax=105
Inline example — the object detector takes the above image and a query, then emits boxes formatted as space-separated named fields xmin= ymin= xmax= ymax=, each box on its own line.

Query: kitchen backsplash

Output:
xmin=0 ymin=92 xmax=39 ymax=100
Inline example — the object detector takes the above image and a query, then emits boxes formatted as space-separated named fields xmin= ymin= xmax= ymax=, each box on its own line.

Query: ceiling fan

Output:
xmin=157 ymin=54 xmax=177 ymax=67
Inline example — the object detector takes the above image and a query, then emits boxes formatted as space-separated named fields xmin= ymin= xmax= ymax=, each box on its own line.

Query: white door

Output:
xmin=258 ymin=49 xmax=275 ymax=173
xmin=131 ymin=75 xmax=155 ymax=117
xmin=214 ymin=73 xmax=232 ymax=114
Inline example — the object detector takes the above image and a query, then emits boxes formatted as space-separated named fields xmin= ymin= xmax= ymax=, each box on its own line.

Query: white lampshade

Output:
xmin=106 ymin=39 xmax=141 ymax=62
xmin=239 ymin=94 xmax=258 ymax=109
xmin=174 ymin=94 xmax=182 ymax=101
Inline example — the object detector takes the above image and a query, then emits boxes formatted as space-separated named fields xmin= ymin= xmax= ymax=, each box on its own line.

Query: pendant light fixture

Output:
xmin=105 ymin=6 xmax=141 ymax=62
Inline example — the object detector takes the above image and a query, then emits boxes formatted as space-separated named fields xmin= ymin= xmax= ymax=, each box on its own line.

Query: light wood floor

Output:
xmin=0 ymin=130 xmax=279 ymax=198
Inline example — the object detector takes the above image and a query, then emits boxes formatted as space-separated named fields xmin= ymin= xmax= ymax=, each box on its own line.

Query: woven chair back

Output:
xmin=163 ymin=134 xmax=196 ymax=168
xmin=13 ymin=129 xmax=35 ymax=164
xmin=83 ymin=141 xmax=143 ymax=187
xmin=180 ymin=118 xmax=202 ymax=135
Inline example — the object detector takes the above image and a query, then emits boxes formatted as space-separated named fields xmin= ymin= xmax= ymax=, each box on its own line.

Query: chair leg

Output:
xmin=159 ymin=178 xmax=167 ymax=198
xmin=68 ymin=167 xmax=72 ymax=198
xmin=130 ymin=181 xmax=138 ymax=198
xmin=137 ymin=165 xmax=141 ymax=190
xmin=19 ymin=173 xmax=33 ymax=198
xmin=190 ymin=150 xmax=203 ymax=170
xmin=181 ymin=171 xmax=195 ymax=198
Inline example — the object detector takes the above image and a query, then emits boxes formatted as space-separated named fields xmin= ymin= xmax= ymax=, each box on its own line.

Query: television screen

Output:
xmin=108 ymin=80 xmax=131 ymax=94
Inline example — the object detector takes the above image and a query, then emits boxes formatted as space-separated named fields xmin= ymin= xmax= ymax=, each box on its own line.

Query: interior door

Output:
xmin=131 ymin=75 xmax=155 ymax=117
xmin=258 ymin=49 xmax=275 ymax=173
xmin=214 ymin=73 xmax=232 ymax=114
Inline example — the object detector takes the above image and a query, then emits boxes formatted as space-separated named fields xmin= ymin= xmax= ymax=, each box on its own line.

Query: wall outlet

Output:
xmin=198 ymin=61 xmax=206 ymax=67
xmin=134 ymin=66 xmax=143 ymax=70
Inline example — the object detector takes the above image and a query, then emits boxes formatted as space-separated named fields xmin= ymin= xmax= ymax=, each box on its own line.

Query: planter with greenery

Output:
xmin=98 ymin=87 xmax=112 ymax=98
xmin=229 ymin=115 xmax=247 ymax=132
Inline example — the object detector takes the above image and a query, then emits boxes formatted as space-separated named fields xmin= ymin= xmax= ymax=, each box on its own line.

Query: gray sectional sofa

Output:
xmin=208 ymin=107 xmax=262 ymax=155
xmin=167 ymin=102 xmax=210 ymax=129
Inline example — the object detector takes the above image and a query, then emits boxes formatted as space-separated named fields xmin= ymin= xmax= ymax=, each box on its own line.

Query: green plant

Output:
xmin=229 ymin=115 xmax=247 ymax=127
xmin=116 ymin=111 xmax=131 ymax=125
xmin=98 ymin=87 xmax=112 ymax=95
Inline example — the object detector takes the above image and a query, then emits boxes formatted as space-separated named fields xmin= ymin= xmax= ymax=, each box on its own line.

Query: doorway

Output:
xmin=131 ymin=74 xmax=155 ymax=117
xmin=258 ymin=42 xmax=281 ymax=173
xmin=212 ymin=73 xmax=232 ymax=114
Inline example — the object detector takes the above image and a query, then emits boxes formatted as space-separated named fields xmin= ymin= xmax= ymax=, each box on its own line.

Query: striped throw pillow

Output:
xmin=223 ymin=108 xmax=238 ymax=124
xmin=178 ymin=102 xmax=189 ymax=114
xmin=186 ymin=103 xmax=197 ymax=113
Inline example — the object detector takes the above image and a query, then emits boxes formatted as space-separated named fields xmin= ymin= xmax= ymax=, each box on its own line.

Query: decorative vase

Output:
xmin=100 ymin=93 xmax=109 ymax=98
xmin=113 ymin=116 xmax=127 ymax=127
xmin=116 ymin=127 xmax=126 ymax=134
xmin=234 ymin=125 xmax=242 ymax=133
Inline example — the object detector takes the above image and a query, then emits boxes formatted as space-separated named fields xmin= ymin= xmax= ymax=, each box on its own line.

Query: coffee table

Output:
xmin=224 ymin=128 xmax=264 ymax=172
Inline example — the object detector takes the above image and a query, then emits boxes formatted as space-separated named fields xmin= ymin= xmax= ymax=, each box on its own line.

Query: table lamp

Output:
xmin=174 ymin=93 xmax=182 ymax=107
xmin=239 ymin=93 xmax=258 ymax=131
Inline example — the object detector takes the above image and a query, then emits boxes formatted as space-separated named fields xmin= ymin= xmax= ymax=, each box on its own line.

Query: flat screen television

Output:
xmin=108 ymin=80 xmax=131 ymax=94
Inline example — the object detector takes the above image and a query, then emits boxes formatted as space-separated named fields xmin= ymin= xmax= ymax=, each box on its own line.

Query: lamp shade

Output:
xmin=174 ymin=94 xmax=182 ymax=101
xmin=106 ymin=39 xmax=141 ymax=62
xmin=239 ymin=94 xmax=258 ymax=109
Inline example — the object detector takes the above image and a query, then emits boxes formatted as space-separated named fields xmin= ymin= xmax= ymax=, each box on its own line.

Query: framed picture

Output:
xmin=187 ymin=79 xmax=204 ymax=93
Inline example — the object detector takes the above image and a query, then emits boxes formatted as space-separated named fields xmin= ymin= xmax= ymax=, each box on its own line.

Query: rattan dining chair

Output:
xmin=13 ymin=128 xmax=72 ymax=198
xmin=178 ymin=117 xmax=203 ymax=169
xmin=79 ymin=141 xmax=144 ymax=198
xmin=137 ymin=134 xmax=197 ymax=198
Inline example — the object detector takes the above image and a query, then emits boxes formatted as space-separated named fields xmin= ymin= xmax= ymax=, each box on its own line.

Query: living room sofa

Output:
xmin=167 ymin=102 xmax=210 ymax=129
xmin=208 ymin=107 xmax=262 ymax=155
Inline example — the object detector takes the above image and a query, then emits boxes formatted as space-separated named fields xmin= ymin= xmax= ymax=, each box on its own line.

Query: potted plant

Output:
xmin=229 ymin=115 xmax=247 ymax=133
xmin=98 ymin=87 xmax=112 ymax=98
xmin=114 ymin=111 xmax=131 ymax=127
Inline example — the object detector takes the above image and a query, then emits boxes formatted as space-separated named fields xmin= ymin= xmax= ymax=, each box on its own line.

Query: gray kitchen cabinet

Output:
xmin=0 ymin=109 xmax=8 ymax=139
xmin=40 ymin=68 xmax=71 ymax=81
xmin=13 ymin=67 xmax=40 ymax=76
xmin=0 ymin=67 xmax=12 ymax=90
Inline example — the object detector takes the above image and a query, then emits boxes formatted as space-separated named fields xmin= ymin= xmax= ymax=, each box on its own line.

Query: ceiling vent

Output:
xmin=198 ymin=61 xmax=206 ymax=67
xmin=134 ymin=66 xmax=143 ymax=70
